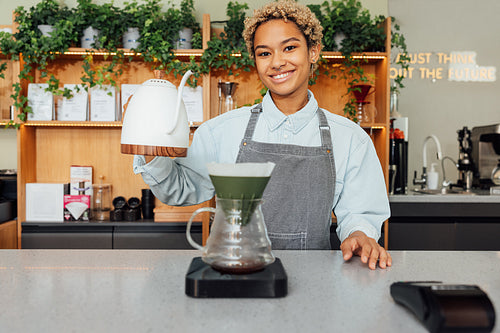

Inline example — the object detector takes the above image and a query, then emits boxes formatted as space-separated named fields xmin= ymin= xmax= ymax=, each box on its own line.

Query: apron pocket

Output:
xmin=268 ymin=231 xmax=307 ymax=250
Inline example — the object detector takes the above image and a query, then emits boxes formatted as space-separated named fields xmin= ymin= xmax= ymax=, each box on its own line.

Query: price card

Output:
xmin=27 ymin=83 xmax=53 ymax=120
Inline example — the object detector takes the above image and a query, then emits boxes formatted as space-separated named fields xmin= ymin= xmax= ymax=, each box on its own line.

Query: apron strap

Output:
xmin=317 ymin=108 xmax=333 ymax=150
xmin=242 ymin=104 xmax=262 ymax=143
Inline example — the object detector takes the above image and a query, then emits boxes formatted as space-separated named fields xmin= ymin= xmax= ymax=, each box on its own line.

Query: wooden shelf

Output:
xmin=321 ymin=51 xmax=388 ymax=62
xmin=21 ymin=120 xmax=204 ymax=128
xmin=23 ymin=120 xmax=123 ymax=127
xmin=56 ymin=47 xmax=205 ymax=59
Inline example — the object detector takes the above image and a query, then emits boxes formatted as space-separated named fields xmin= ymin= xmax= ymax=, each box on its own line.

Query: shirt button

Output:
xmin=284 ymin=134 xmax=288 ymax=139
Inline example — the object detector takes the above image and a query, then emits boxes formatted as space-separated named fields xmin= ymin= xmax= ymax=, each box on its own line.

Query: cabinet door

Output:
xmin=0 ymin=220 xmax=17 ymax=248
xmin=455 ymin=220 xmax=500 ymax=250
xmin=22 ymin=225 xmax=113 ymax=249
xmin=113 ymin=223 xmax=202 ymax=249
xmin=388 ymin=218 xmax=456 ymax=250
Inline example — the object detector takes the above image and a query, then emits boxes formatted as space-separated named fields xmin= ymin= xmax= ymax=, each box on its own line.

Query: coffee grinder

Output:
xmin=471 ymin=124 xmax=500 ymax=188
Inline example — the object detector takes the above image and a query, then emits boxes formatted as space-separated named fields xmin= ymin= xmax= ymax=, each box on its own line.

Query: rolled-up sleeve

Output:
xmin=334 ymin=136 xmax=390 ymax=243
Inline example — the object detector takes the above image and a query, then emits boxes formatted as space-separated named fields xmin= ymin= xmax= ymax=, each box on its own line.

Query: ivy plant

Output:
xmin=199 ymin=1 xmax=253 ymax=77
xmin=308 ymin=0 xmax=406 ymax=121
xmin=390 ymin=17 xmax=410 ymax=94
xmin=3 ymin=0 xmax=78 ymax=127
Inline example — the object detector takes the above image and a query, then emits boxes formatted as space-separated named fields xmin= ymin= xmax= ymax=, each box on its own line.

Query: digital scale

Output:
xmin=185 ymin=257 xmax=287 ymax=298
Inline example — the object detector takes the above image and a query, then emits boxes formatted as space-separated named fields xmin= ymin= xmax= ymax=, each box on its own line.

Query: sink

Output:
xmin=412 ymin=188 xmax=488 ymax=195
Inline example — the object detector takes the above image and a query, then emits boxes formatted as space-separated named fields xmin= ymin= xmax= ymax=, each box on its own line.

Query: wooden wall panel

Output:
xmin=34 ymin=127 xmax=145 ymax=200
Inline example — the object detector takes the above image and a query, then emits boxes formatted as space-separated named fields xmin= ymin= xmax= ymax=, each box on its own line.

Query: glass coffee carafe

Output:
xmin=186 ymin=197 xmax=275 ymax=274
xmin=351 ymin=84 xmax=377 ymax=125
xmin=186 ymin=162 xmax=276 ymax=274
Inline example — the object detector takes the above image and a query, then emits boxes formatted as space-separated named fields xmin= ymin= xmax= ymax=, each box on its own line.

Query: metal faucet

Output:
xmin=413 ymin=135 xmax=443 ymax=189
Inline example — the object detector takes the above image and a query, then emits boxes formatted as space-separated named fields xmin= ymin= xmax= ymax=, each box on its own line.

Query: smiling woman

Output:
xmin=133 ymin=0 xmax=391 ymax=270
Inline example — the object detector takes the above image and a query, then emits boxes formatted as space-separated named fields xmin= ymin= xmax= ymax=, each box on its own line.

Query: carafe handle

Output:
xmin=186 ymin=207 xmax=216 ymax=250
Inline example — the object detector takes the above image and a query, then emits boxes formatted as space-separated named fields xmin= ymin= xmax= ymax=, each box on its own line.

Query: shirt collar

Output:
xmin=261 ymin=90 xmax=319 ymax=133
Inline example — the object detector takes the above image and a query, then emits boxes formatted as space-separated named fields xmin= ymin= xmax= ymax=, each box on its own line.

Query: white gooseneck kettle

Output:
xmin=121 ymin=70 xmax=193 ymax=157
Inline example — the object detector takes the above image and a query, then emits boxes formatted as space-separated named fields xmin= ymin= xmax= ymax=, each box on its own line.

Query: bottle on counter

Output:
xmin=427 ymin=163 xmax=439 ymax=190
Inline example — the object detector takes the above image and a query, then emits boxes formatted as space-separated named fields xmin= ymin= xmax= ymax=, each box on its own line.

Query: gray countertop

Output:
xmin=0 ymin=250 xmax=498 ymax=332
xmin=390 ymin=191 xmax=500 ymax=203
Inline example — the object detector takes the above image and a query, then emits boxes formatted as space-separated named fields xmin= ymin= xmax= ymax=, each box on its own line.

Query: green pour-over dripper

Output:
xmin=207 ymin=162 xmax=275 ymax=225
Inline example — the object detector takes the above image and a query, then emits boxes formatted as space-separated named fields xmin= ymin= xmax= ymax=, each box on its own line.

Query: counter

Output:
xmin=389 ymin=192 xmax=500 ymax=250
xmin=390 ymin=191 xmax=500 ymax=203
xmin=0 ymin=250 xmax=498 ymax=332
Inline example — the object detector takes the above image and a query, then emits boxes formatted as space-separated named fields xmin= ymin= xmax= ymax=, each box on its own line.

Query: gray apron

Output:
xmin=236 ymin=104 xmax=336 ymax=250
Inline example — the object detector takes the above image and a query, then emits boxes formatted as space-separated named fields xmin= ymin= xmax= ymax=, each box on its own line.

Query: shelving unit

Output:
xmin=0 ymin=24 xmax=18 ymax=124
xmin=9 ymin=14 xmax=391 ymax=248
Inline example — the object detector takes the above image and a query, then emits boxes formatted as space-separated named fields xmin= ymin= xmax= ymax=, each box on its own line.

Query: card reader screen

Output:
xmin=435 ymin=294 xmax=490 ymax=328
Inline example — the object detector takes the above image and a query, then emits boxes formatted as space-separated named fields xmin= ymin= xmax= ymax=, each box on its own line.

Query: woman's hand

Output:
xmin=340 ymin=231 xmax=392 ymax=270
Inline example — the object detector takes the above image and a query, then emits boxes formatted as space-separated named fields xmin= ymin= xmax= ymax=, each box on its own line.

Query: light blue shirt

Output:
xmin=134 ymin=91 xmax=390 ymax=242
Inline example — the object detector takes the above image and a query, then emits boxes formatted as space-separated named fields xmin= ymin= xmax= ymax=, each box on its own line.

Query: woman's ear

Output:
xmin=309 ymin=44 xmax=321 ymax=63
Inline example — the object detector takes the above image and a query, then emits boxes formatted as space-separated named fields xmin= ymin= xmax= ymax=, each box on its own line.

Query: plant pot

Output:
xmin=38 ymin=24 xmax=55 ymax=37
xmin=81 ymin=26 xmax=100 ymax=49
xmin=175 ymin=27 xmax=193 ymax=49
xmin=122 ymin=27 xmax=140 ymax=49
xmin=334 ymin=32 xmax=345 ymax=51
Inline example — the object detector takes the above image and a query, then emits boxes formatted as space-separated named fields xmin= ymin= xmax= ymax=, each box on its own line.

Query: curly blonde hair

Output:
xmin=243 ymin=0 xmax=323 ymax=59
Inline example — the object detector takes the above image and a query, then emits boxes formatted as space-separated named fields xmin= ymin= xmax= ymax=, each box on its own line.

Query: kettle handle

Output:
xmin=186 ymin=206 xmax=215 ymax=250
xmin=166 ymin=70 xmax=193 ymax=135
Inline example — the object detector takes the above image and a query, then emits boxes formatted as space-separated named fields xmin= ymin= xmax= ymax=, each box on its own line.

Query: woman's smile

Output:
xmin=270 ymin=70 xmax=294 ymax=81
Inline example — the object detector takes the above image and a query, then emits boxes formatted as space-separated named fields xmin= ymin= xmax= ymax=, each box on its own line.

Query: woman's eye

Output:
xmin=257 ymin=51 xmax=270 ymax=57
xmin=284 ymin=45 xmax=296 ymax=52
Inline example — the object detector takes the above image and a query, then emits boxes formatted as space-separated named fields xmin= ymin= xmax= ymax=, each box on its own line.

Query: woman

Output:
xmin=134 ymin=1 xmax=391 ymax=269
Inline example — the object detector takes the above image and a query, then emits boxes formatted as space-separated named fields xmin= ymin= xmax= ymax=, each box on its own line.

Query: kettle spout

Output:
xmin=166 ymin=70 xmax=193 ymax=135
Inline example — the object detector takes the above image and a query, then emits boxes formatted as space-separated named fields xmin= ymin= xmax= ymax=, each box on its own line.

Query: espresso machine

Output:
xmin=471 ymin=124 xmax=500 ymax=188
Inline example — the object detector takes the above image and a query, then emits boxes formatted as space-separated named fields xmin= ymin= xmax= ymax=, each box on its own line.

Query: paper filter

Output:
xmin=66 ymin=201 xmax=88 ymax=220
xmin=207 ymin=162 xmax=275 ymax=200
xmin=207 ymin=163 xmax=275 ymax=226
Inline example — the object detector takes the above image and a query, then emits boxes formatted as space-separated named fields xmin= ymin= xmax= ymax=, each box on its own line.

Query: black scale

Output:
xmin=185 ymin=257 xmax=287 ymax=298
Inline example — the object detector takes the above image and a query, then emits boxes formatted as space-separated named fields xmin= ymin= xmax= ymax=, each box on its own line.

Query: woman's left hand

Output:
xmin=340 ymin=231 xmax=392 ymax=270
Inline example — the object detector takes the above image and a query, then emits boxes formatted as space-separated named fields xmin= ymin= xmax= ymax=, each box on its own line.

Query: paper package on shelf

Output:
xmin=90 ymin=85 xmax=116 ymax=121
xmin=57 ymin=84 xmax=89 ymax=121
xmin=27 ymin=83 xmax=53 ymax=120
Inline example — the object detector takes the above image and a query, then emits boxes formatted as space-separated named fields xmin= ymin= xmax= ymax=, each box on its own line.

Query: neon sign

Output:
xmin=390 ymin=51 xmax=496 ymax=82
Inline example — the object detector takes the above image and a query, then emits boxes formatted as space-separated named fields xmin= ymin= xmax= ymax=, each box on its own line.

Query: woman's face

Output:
xmin=253 ymin=19 xmax=320 ymax=103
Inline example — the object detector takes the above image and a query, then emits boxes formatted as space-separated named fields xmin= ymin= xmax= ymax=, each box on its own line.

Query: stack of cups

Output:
xmin=141 ymin=189 xmax=155 ymax=220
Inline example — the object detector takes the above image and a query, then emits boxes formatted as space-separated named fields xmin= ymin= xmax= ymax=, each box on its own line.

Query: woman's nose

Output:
xmin=271 ymin=53 xmax=286 ymax=70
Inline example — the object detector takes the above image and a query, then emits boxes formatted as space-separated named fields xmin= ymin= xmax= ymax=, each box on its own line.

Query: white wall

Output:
xmin=0 ymin=0 xmax=387 ymax=26
xmin=0 ymin=128 xmax=16 ymax=169
xmin=389 ymin=0 xmax=500 ymax=188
